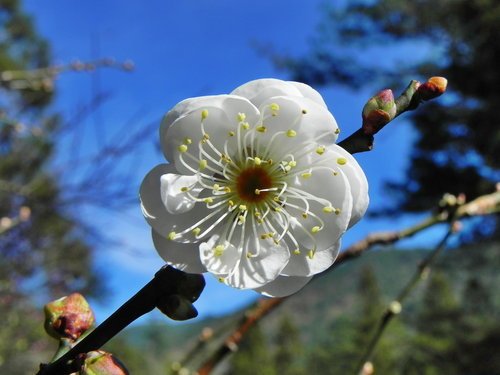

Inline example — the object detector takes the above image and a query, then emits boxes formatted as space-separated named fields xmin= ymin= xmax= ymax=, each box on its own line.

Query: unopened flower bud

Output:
xmin=362 ymin=89 xmax=396 ymax=135
xmin=44 ymin=293 xmax=95 ymax=341
xmin=79 ymin=351 xmax=128 ymax=375
xmin=417 ymin=76 xmax=448 ymax=101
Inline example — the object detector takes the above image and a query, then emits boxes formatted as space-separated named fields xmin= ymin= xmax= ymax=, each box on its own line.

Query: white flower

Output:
xmin=140 ymin=79 xmax=369 ymax=297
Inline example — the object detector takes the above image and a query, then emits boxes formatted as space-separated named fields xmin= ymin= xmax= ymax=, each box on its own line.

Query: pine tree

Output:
xmin=402 ymin=271 xmax=459 ymax=375
xmin=274 ymin=315 xmax=305 ymax=375
xmin=229 ymin=323 xmax=276 ymax=375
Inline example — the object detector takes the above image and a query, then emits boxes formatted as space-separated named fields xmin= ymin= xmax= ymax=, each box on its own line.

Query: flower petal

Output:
xmin=231 ymin=78 xmax=303 ymax=108
xmin=288 ymin=81 xmax=327 ymax=108
xmin=254 ymin=95 xmax=339 ymax=158
xmin=330 ymin=145 xmax=369 ymax=227
xmin=161 ymin=95 xmax=260 ymax=169
xmin=200 ymin=234 xmax=241 ymax=276
xmin=160 ymin=173 xmax=201 ymax=214
xmin=152 ymin=229 xmax=206 ymax=273
xmin=223 ymin=234 xmax=290 ymax=289
xmin=254 ymin=275 xmax=313 ymax=297
xmin=281 ymin=241 xmax=340 ymax=277
xmin=140 ymin=164 xmax=211 ymax=241
xmin=286 ymin=154 xmax=353 ymax=250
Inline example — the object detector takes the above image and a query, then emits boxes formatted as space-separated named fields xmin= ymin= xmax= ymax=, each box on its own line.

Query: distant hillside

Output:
xmin=114 ymin=241 xmax=500 ymax=374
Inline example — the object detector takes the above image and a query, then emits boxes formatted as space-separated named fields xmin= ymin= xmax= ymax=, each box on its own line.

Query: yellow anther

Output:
xmin=199 ymin=159 xmax=208 ymax=170
xmin=255 ymin=189 xmax=261 ymax=195
xmin=242 ymin=122 xmax=250 ymax=130
xmin=228 ymin=200 xmax=235 ymax=206
xmin=178 ymin=144 xmax=188 ymax=153
xmin=273 ymin=239 xmax=280 ymax=244
xmin=302 ymin=212 xmax=308 ymax=219
xmin=335 ymin=128 xmax=340 ymax=134
xmin=228 ymin=131 xmax=235 ymax=137
xmin=270 ymin=103 xmax=280 ymax=112
xmin=238 ymin=215 xmax=246 ymax=224
xmin=213 ymin=184 xmax=220 ymax=191
xmin=257 ymin=218 xmax=263 ymax=224
xmin=267 ymin=159 xmax=273 ymax=165
xmin=218 ymin=277 xmax=225 ymax=283
xmin=284 ymin=165 xmax=292 ymax=172
xmin=337 ymin=157 xmax=347 ymax=165
xmin=333 ymin=171 xmax=338 ymax=176
xmin=256 ymin=125 xmax=267 ymax=133
xmin=203 ymin=133 xmax=210 ymax=140
xmin=308 ymin=249 xmax=315 ymax=259
xmin=203 ymin=197 xmax=214 ymax=204
xmin=224 ymin=186 xmax=232 ymax=193
xmin=302 ymin=109 xmax=307 ymax=114
xmin=288 ymin=160 xmax=297 ymax=167
xmin=254 ymin=211 xmax=261 ymax=217
xmin=335 ymin=208 xmax=341 ymax=215
xmin=293 ymin=249 xmax=301 ymax=255
xmin=273 ymin=207 xmax=282 ymax=212
xmin=316 ymin=146 xmax=326 ymax=155
xmin=301 ymin=172 xmax=312 ymax=179
xmin=183 ymin=137 xmax=192 ymax=145
xmin=254 ymin=157 xmax=262 ymax=165
xmin=214 ymin=245 xmax=225 ymax=257
xmin=180 ymin=186 xmax=189 ymax=192
xmin=311 ymin=226 xmax=321 ymax=233
xmin=246 ymin=252 xmax=253 ymax=258
xmin=273 ymin=196 xmax=280 ymax=202
xmin=239 ymin=205 xmax=247 ymax=211
xmin=168 ymin=231 xmax=177 ymax=240
xmin=237 ymin=112 xmax=246 ymax=122
xmin=260 ymin=234 xmax=268 ymax=240
xmin=192 ymin=227 xmax=201 ymax=236
xmin=323 ymin=206 xmax=334 ymax=213
xmin=286 ymin=129 xmax=297 ymax=137
xmin=201 ymin=109 xmax=209 ymax=120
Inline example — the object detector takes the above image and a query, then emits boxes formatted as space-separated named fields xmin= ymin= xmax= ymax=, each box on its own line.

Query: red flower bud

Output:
xmin=79 ymin=351 xmax=129 ymax=375
xmin=362 ymin=89 xmax=396 ymax=135
xmin=44 ymin=293 xmax=95 ymax=341
xmin=417 ymin=76 xmax=448 ymax=101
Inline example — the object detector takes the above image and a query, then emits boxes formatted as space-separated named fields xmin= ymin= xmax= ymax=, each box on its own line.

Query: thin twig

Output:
xmin=355 ymin=223 xmax=455 ymax=374
xmin=196 ymin=190 xmax=500 ymax=374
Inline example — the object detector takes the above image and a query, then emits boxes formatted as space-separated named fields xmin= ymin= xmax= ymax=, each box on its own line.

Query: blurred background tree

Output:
xmin=0 ymin=0 xmax=101 ymax=372
xmin=276 ymin=0 xmax=499 ymax=239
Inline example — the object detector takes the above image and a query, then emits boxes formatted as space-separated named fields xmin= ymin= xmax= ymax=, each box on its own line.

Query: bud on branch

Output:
xmin=339 ymin=76 xmax=448 ymax=154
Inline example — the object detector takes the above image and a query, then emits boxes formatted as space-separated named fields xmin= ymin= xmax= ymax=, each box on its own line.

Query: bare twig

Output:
xmin=196 ymin=190 xmax=500 ymax=374
xmin=355 ymin=223 xmax=455 ymax=374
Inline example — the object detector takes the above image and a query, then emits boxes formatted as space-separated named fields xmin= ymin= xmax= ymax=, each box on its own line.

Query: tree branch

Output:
xmin=37 ymin=266 xmax=205 ymax=375
xmin=196 ymin=189 xmax=499 ymax=374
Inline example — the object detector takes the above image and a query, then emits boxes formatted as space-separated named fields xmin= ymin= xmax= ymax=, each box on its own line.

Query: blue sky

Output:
xmin=23 ymin=0 xmax=445 ymax=323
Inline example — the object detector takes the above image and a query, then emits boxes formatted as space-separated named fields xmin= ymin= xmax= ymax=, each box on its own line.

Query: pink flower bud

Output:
xmin=79 ymin=351 xmax=128 ymax=375
xmin=362 ymin=89 xmax=396 ymax=135
xmin=44 ymin=293 xmax=95 ymax=341
xmin=417 ymin=76 xmax=448 ymax=101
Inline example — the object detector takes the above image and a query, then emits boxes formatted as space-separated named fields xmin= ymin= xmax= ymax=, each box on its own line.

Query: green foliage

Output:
xmin=229 ymin=323 xmax=276 ymax=375
xmin=118 ymin=244 xmax=500 ymax=374
xmin=273 ymin=315 xmax=305 ymax=375
xmin=279 ymin=0 xmax=499 ymax=226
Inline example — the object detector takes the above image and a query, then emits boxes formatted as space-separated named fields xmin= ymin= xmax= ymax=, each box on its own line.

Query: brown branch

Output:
xmin=196 ymin=189 xmax=500 ymax=374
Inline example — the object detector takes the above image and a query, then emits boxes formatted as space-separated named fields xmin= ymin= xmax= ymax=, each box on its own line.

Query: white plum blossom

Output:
xmin=140 ymin=79 xmax=369 ymax=297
